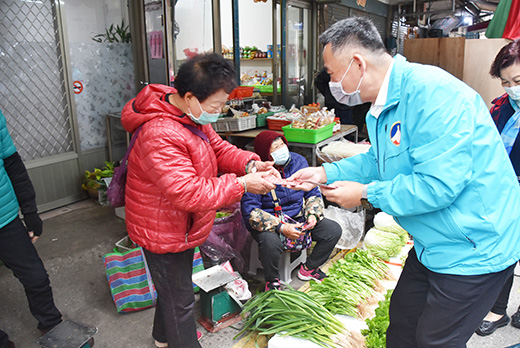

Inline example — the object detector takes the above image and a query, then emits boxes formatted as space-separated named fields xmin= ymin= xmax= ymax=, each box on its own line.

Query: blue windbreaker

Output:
xmin=324 ymin=54 xmax=520 ymax=275
xmin=0 ymin=110 xmax=20 ymax=228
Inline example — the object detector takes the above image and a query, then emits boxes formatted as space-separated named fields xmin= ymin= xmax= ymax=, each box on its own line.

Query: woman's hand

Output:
xmin=286 ymin=166 xmax=327 ymax=191
xmin=304 ymin=215 xmax=317 ymax=230
xmin=254 ymin=160 xmax=275 ymax=173
xmin=242 ymin=171 xmax=277 ymax=195
xmin=281 ymin=223 xmax=303 ymax=240
xmin=321 ymin=181 xmax=364 ymax=209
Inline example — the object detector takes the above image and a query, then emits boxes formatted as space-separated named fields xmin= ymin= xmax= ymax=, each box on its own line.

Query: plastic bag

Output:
xmin=200 ymin=203 xmax=251 ymax=274
xmin=323 ymin=206 xmax=365 ymax=249
xmin=317 ymin=139 xmax=372 ymax=164
xmin=225 ymin=277 xmax=252 ymax=301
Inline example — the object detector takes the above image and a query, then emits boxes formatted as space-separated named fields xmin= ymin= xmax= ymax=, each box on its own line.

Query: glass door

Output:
xmin=285 ymin=3 xmax=310 ymax=107
xmin=144 ymin=0 xmax=169 ymax=85
xmin=173 ymin=0 xmax=214 ymax=70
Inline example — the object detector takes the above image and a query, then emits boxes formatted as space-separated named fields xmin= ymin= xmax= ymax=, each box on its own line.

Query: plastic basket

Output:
xmin=267 ymin=116 xmax=291 ymax=131
xmin=214 ymin=115 xmax=256 ymax=132
xmin=228 ymin=86 xmax=254 ymax=99
xmin=256 ymin=111 xmax=273 ymax=128
xmin=282 ymin=123 xmax=334 ymax=144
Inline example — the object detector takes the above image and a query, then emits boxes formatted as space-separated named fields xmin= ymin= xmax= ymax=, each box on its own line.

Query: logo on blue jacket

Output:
xmin=390 ymin=121 xmax=401 ymax=146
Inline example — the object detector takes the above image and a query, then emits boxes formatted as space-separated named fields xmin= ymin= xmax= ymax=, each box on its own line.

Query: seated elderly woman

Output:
xmin=241 ymin=130 xmax=342 ymax=291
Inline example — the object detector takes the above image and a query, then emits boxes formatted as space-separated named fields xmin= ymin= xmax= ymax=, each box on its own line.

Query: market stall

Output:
xmin=195 ymin=205 xmax=412 ymax=348
xmin=213 ymin=92 xmax=359 ymax=166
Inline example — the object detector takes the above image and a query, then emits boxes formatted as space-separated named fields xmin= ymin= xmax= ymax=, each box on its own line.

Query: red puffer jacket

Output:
xmin=121 ymin=84 xmax=259 ymax=254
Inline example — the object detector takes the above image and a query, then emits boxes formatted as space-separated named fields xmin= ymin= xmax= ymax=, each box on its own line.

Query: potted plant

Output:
xmin=82 ymin=161 xmax=115 ymax=205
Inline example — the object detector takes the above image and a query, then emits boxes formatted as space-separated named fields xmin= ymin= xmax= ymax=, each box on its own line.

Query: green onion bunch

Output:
xmin=235 ymin=289 xmax=345 ymax=348
xmin=309 ymin=250 xmax=391 ymax=317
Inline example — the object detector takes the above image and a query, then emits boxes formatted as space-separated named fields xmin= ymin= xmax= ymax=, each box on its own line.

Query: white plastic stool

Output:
xmin=248 ymin=239 xmax=307 ymax=284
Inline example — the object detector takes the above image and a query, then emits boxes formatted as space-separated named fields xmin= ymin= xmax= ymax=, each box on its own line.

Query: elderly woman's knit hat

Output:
xmin=254 ymin=130 xmax=288 ymax=161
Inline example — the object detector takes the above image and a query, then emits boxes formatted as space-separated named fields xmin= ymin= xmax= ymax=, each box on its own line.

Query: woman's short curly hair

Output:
xmin=174 ymin=53 xmax=237 ymax=101
xmin=490 ymin=39 xmax=520 ymax=78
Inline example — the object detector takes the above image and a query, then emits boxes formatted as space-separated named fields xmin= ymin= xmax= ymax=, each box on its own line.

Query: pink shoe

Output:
xmin=297 ymin=264 xmax=327 ymax=281
xmin=197 ymin=330 xmax=203 ymax=340
xmin=265 ymin=279 xmax=281 ymax=291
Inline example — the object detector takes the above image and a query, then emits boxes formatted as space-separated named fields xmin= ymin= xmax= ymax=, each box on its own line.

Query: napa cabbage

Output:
xmin=363 ymin=228 xmax=402 ymax=261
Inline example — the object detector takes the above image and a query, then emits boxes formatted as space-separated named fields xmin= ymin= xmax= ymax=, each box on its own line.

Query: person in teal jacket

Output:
xmin=289 ymin=18 xmax=520 ymax=348
xmin=0 ymin=109 xmax=62 ymax=348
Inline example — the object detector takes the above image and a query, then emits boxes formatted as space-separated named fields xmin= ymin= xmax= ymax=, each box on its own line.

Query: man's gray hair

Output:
xmin=319 ymin=17 xmax=386 ymax=54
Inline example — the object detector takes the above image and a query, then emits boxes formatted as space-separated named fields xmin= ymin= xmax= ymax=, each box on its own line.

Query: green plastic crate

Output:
xmin=282 ymin=123 xmax=334 ymax=144
xmin=255 ymin=111 xmax=273 ymax=127
xmin=256 ymin=85 xmax=281 ymax=93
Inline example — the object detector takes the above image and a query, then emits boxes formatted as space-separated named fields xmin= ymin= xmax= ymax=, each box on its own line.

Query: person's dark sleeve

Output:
xmin=3 ymin=151 xmax=43 ymax=236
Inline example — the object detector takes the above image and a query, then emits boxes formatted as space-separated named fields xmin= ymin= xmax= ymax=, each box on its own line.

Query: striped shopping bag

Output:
xmin=104 ymin=245 xmax=205 ymax=312
xmin=192 ymin=247 xmax=204 ymax=292
xmin=103 ymin=247 xmax=157 ymax=313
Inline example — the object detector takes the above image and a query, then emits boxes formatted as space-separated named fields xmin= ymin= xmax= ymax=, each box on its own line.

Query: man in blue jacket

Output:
xmin=0 ymin=110 xmax=62 ymax=348
xmin=290 ymin=18 xmax=520 ymax=347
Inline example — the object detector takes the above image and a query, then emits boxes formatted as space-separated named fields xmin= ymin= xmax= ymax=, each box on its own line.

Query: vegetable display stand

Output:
xmin=282 ymin=123 xmax=334 ymax=144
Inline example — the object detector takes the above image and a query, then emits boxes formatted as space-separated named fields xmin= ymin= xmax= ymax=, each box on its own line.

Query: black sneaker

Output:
xmin=265 ymin=279 xmax=281 ymax=291
xmin=297 ymin=264 xmax=327 ymax=282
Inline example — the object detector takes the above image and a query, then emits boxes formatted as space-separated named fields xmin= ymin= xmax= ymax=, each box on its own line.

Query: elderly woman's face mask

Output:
xmin=187 ymin=98 xmax=220 ymax=125
xmin=270 ymin=138 xmax=290 ymax=165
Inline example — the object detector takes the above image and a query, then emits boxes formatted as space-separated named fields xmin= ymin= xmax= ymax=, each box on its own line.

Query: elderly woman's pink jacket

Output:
xmin=121 ymin=84 xmax=259 ymax=254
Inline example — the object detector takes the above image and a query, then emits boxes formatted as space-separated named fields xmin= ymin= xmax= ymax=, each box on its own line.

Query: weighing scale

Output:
xmin=37 ymin=320 xmax=97 ymax=348
xmin=192 ymin=264 xmax=244 ymax=332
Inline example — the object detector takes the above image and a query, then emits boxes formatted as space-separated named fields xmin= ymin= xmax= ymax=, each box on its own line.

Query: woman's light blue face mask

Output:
xmin=505 ymin=85 xmax=520 ymax=103
xmin=187 ymin=98 xmax=220 ymax=125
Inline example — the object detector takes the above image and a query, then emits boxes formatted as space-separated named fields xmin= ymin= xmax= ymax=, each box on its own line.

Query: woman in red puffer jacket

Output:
xmin=121 ymin=54 xmax=276 ymax=348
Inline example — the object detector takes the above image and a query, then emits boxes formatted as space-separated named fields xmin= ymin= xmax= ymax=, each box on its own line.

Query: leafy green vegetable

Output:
xmin=374 ymin=212 xmax=409 ymax=245
xmin=363 ymin=228 xmax=403 ymax=261
xmin=362 ymin=289 xmax=393 ymax=348
xmin=215 ymin=211 xmax=232 ymax=219
xmin=309 ymin=250 xmax=391 ymax=317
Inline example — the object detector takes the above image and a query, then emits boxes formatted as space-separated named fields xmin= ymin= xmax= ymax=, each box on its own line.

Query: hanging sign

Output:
xmin=73 ymin=81 xmax=83 ymax=94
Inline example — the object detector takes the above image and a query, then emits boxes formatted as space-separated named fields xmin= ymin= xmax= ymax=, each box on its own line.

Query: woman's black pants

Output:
xmin=143 ymin=248 xmax=201 ymax=348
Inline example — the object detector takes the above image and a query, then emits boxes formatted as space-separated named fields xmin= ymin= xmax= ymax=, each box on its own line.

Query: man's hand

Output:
xmin=24 ymin=212 xmax=43 ymax=243
xmin=281 ymin=223 xmax=303 ymax=240
xmin=285 ymin=167 xmax=328 ymax=191
xmin=321 ymin=181 xmax=364 ymax=209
